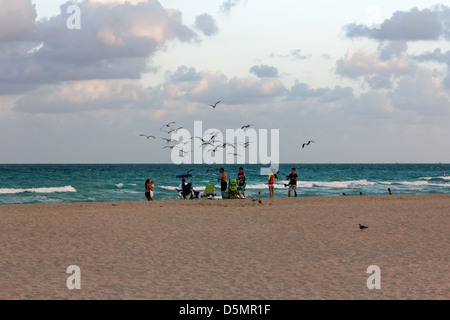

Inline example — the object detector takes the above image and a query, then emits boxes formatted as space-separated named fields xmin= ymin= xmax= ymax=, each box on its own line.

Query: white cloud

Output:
xmin=336 ymin=48 xmax=416 ymax=89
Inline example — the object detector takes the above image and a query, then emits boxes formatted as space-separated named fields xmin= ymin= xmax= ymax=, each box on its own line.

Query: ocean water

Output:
xmin=0 ymin=163 xmax=449 ymax=204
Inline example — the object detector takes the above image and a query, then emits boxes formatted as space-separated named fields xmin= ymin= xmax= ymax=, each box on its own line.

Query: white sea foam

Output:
xmin=311 ymin=180 xmax=375 ymax=188
xmin=419 ymin=176 xmax=450 ymax=181
xmin=379 ymin=180 xmax=448 ymax=187
xmin=178 ymin=180 xmax=377 ymax=190
xmin=159 ymin=185 xmax=178 ymax=191
xmin=0 ymin=186 xmax=77 ymax=194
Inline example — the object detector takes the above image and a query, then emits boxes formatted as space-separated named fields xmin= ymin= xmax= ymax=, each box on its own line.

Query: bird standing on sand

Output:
xmin=302 ymin=140 xmax=315 ymax=148
xmin=359 ymin=224 xmax=368 ymax=230
xmin=209 ymin=101 xmax=221 ymax=108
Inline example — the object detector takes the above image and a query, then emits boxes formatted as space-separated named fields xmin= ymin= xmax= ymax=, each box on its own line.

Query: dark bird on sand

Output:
xmin=302 ymin=140 xmax=315 ymax=148
xmin=359 ymin=224 xmax=368 ymax=230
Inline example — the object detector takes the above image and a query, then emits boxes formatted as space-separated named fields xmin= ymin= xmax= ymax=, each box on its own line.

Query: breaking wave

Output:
xmin=0 ymin=186 xmax=77 ymax=194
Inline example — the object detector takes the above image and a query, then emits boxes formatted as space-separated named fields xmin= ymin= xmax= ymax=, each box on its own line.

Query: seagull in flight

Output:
xmin=239 ymin=141 xmax=252 ymax=148
xmin=206 ymin=168 xmax=220 ymax=173
xmin=302 ymin=140 xmax=315 ymax=148
xmin=139 ymin=134 xmax=156 ymax=139
xmin=162 ymin=137 xmax=176 ymax=144
xmin=160 ymin=122 xmax=176 ymax=130
xmin=163 ymin=145 xmax=178 ymax=150
xmin=167 ymin=127 xmax=183 ymax=134
xmin=223 ymin=142 xmax=236 ymax=148
xmin=207 ymin=131 xmax=221 ymax=141
xmin=209 ymin=101 xmax=221 ymax=108
xmin=228 ymin=152 xmax=241 ymax=157
xmin=200 ymin=141 xmax=215 ymax=148
xmin=241 ymin=124 xmax=252 ymax=129
xmin=193 ymin=136 xmax=207 ymax=142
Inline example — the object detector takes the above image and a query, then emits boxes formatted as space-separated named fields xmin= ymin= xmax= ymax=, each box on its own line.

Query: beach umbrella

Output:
xmin=175 ymin=173 xmax=192 ymax=179
xmin=176 ymin=173 xmax=193 ymax=186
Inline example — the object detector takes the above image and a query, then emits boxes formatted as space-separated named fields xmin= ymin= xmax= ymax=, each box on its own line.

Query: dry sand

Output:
xmin=0 ymin=194 xmax=448 ymax=300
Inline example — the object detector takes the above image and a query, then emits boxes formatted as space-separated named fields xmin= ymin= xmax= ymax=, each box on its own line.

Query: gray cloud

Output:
xmin=287 ymin=81 xmax=353 ymax=102
xmin=0 ymin=0 xmax=198 ymax=94
xmin=164 ymin=65 xmax=286 ymax=105
xmin=378 ymin=41 xmax=408 ymax=60
xmin=220 ymin=0 xmax=243 ymax=15
xmin=345 ymin=6 xmax=448 ymax=41
xmin=270 ymin=49 xmax=310 ymax=60
xmin=413 ymin=48 xmax=450 ymax=64
xmin=249 ymin=64 xmax=279 ymax=78
xmin=0 ymin=0 xmax=37 ymax=41
xmin=194 ymin=13 xmax=218 ymax=36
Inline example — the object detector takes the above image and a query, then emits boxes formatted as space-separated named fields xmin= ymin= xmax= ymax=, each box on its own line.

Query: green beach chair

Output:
xmin=201 ymin=184 xmax=215 ymax=199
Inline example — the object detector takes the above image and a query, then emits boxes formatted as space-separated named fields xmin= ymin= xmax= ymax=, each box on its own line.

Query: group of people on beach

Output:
xmin=215 ymin=167 xmax=246 ymax=199
xmin=145 ymin=167 xmax=401 ymax=201
xmin=144 ymin=167 xmax=300 ymax=201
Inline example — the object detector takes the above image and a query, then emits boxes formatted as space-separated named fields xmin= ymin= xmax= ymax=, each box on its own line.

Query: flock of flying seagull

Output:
xmin=140 ymin=100 xmax=316 ymax=155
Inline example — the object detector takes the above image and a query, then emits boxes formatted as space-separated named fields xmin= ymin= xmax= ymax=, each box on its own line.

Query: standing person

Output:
xmin=237 ymin=167 xmax=246 ymax=198
xmin=286 ymin=168 xmax=298 ymax=197
xmin=217 ymin=168 xmax=227 ymax=199
xmin=268 ymin=170 xmax=276 ymax=198
xmin=145 ymin=179 xmax=154 ymax=201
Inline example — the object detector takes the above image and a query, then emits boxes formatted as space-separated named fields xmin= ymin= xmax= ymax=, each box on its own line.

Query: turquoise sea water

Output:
xmin=0 ymin=163 xmax=449 ymax=204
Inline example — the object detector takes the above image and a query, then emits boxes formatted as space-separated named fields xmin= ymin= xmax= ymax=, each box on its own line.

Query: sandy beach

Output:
xmin=0 ymin=194 xmax=448 ymax=300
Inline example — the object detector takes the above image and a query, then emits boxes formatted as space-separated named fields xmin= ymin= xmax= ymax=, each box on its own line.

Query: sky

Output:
xmin=1 ymin=0 xmax=449 ymax=164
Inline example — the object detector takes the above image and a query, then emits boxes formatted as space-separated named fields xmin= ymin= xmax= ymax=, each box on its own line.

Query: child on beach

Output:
xmin=145 ymin=179 xmax=154 ymax=201
xmin=268 ymin=170 xmax=277 ymax=198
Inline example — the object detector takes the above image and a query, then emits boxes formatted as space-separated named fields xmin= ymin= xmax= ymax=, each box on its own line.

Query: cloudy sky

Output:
xmin=1 ymin=0 xmax=449 ymax=163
